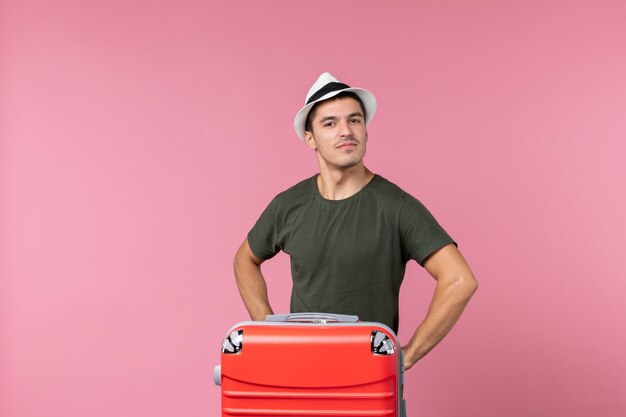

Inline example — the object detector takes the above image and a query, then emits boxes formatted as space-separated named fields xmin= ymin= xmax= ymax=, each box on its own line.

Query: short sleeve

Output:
xmin=398 ymin=195 xmax=456 ymax=266
xmin=247 ymin=197 xmax=283 ymax=260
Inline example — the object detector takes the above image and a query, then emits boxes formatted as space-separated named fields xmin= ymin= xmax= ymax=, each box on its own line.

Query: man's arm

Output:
xmin=233 ymin=238 xmax=274 ymax=321
xmin=402 ymin=243 xmax=478 ymax=370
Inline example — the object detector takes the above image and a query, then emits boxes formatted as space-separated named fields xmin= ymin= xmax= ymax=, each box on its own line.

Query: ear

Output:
xmin=304 ymin=131 xmax=317 ymax=150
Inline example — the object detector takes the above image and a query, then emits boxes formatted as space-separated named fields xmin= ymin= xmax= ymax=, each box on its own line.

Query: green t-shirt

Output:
xmin=247 ymin=174 xmax=455 ymax=334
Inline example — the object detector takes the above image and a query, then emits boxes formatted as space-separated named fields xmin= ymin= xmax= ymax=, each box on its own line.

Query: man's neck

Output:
xmin=316 ymin=165 xmax=375 ymax=200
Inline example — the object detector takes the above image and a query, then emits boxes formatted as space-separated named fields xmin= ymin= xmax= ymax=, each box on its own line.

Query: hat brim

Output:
xmin=293 ymin=87 xmax=377 ymax=142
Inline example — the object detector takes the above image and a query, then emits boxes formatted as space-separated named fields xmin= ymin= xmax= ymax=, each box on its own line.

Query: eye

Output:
xmin=351 ymin=118 xmax=362 ymax=124
xmin=323 ymin=121 xmax=335 ymax=128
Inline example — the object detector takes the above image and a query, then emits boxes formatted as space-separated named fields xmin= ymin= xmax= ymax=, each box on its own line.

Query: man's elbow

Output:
xmin=459 ymin=272 xmax=478 ymax=300
xmin=448 ymin=271 xmax=478 ymax=302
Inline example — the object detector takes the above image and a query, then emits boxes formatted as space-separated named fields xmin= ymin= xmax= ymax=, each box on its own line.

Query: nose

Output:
xmin=339 ymin=119 xmax=353 ymax=137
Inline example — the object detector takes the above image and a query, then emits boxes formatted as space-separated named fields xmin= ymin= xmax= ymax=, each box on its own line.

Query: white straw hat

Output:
xmin=293 ymin=72 xmax=377 ymax=141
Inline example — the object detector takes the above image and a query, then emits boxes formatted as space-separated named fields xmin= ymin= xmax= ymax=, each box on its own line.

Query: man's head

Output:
xmin=293 ymin=72 xmax=377 ymax=142
xmin=303 ymin=93 xmax=369 ymax=170
xmin=304 ymin=92 xmax=367 ymax=135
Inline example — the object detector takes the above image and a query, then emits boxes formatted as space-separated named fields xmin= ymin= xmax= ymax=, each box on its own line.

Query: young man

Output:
xmin=234 ymin=72 xmax=478 ymax=370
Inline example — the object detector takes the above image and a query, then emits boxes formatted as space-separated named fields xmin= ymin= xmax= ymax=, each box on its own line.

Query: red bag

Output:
xmin=214 ymin=313 xmax=407 ymax=416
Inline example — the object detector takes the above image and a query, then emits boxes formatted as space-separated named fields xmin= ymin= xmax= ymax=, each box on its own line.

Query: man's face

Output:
xmin=304 ymin=97 xmax=368 ymax=171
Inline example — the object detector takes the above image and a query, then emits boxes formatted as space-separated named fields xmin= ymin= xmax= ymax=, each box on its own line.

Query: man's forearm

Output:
xmin=403 ymin=272 xmax=478 ymax=369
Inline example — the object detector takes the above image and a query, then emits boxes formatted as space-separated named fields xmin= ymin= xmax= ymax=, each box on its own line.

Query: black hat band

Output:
xmin=306 ymin=82 xmax=351 ymax=105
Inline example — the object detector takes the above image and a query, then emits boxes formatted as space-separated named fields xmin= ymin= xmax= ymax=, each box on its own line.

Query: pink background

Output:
xmin=1 ymin=0 xmax=625 ymax=416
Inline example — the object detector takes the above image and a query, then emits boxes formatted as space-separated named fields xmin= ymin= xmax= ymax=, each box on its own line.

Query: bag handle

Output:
xmin=265 ymin=312 xmax=359 ymax=323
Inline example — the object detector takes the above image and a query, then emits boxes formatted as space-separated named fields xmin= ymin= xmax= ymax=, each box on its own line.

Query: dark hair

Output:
xmin=304 ymin=92 xmax=367 ymax=134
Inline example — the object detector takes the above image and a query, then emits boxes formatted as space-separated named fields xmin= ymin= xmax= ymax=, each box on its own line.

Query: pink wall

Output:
xmin=1 ymin=0 xmax=625 ymax=416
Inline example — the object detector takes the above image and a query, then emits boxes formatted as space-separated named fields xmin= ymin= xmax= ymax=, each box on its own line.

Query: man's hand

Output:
xmin=402 ymin=244 xmax=478 ymax=370
xmin=233 ymin=238 xmax=274 ymax=320
xmin=401 ymin=346 xmax=413 ymax=371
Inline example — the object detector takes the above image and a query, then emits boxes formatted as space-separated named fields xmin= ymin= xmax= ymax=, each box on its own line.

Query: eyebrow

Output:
xmin=318 ymin=112 xmax=364 ymax=124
